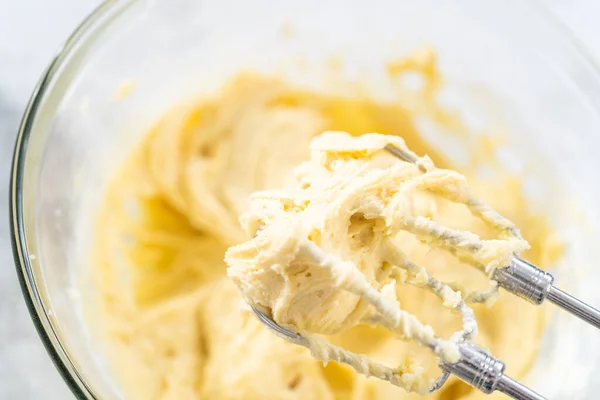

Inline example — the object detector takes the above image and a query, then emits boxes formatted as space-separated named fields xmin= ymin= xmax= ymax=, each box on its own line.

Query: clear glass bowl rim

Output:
xmin=9 ymin=1 xmax=600 ymax=399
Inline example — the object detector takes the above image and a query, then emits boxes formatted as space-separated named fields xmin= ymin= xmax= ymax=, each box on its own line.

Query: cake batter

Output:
xmin=92 ymin=57 xmax=562 ymax=399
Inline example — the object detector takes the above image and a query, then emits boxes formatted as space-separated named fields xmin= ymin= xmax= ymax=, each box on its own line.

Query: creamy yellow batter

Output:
xmin=92 ymin=60 xmax=563 ymax=399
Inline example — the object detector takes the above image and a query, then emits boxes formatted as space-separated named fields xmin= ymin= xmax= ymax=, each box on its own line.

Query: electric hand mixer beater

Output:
xmin=226 ymin=133 xmax=600 ymax=400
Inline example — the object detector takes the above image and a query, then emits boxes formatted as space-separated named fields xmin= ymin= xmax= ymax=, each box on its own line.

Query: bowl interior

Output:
xmin=14 ymin=0 xmax=600 ymax=398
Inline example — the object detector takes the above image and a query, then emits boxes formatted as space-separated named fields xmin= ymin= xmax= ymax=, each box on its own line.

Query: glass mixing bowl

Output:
xmin=10 ymin=0 xmax=600 ymax=398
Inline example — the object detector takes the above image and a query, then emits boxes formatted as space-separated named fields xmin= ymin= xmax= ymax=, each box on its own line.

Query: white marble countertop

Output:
xmin=0 ymin=1 xmax=598 ymax=398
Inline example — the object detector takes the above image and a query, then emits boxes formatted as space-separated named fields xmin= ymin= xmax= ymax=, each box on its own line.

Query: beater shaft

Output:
xmin=442 ymin=342 xmax=546 ymax=400
xmin=494 ymin=257 xmax=600 ymax=329
xmin=496 ymin=376 xmax=546 ymax=400
xmin=547 ymin=285 xmax=600 ymax=328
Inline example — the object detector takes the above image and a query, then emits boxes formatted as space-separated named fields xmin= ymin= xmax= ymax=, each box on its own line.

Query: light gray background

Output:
xmin=0 ymin=1 xmax=598 ymax=398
